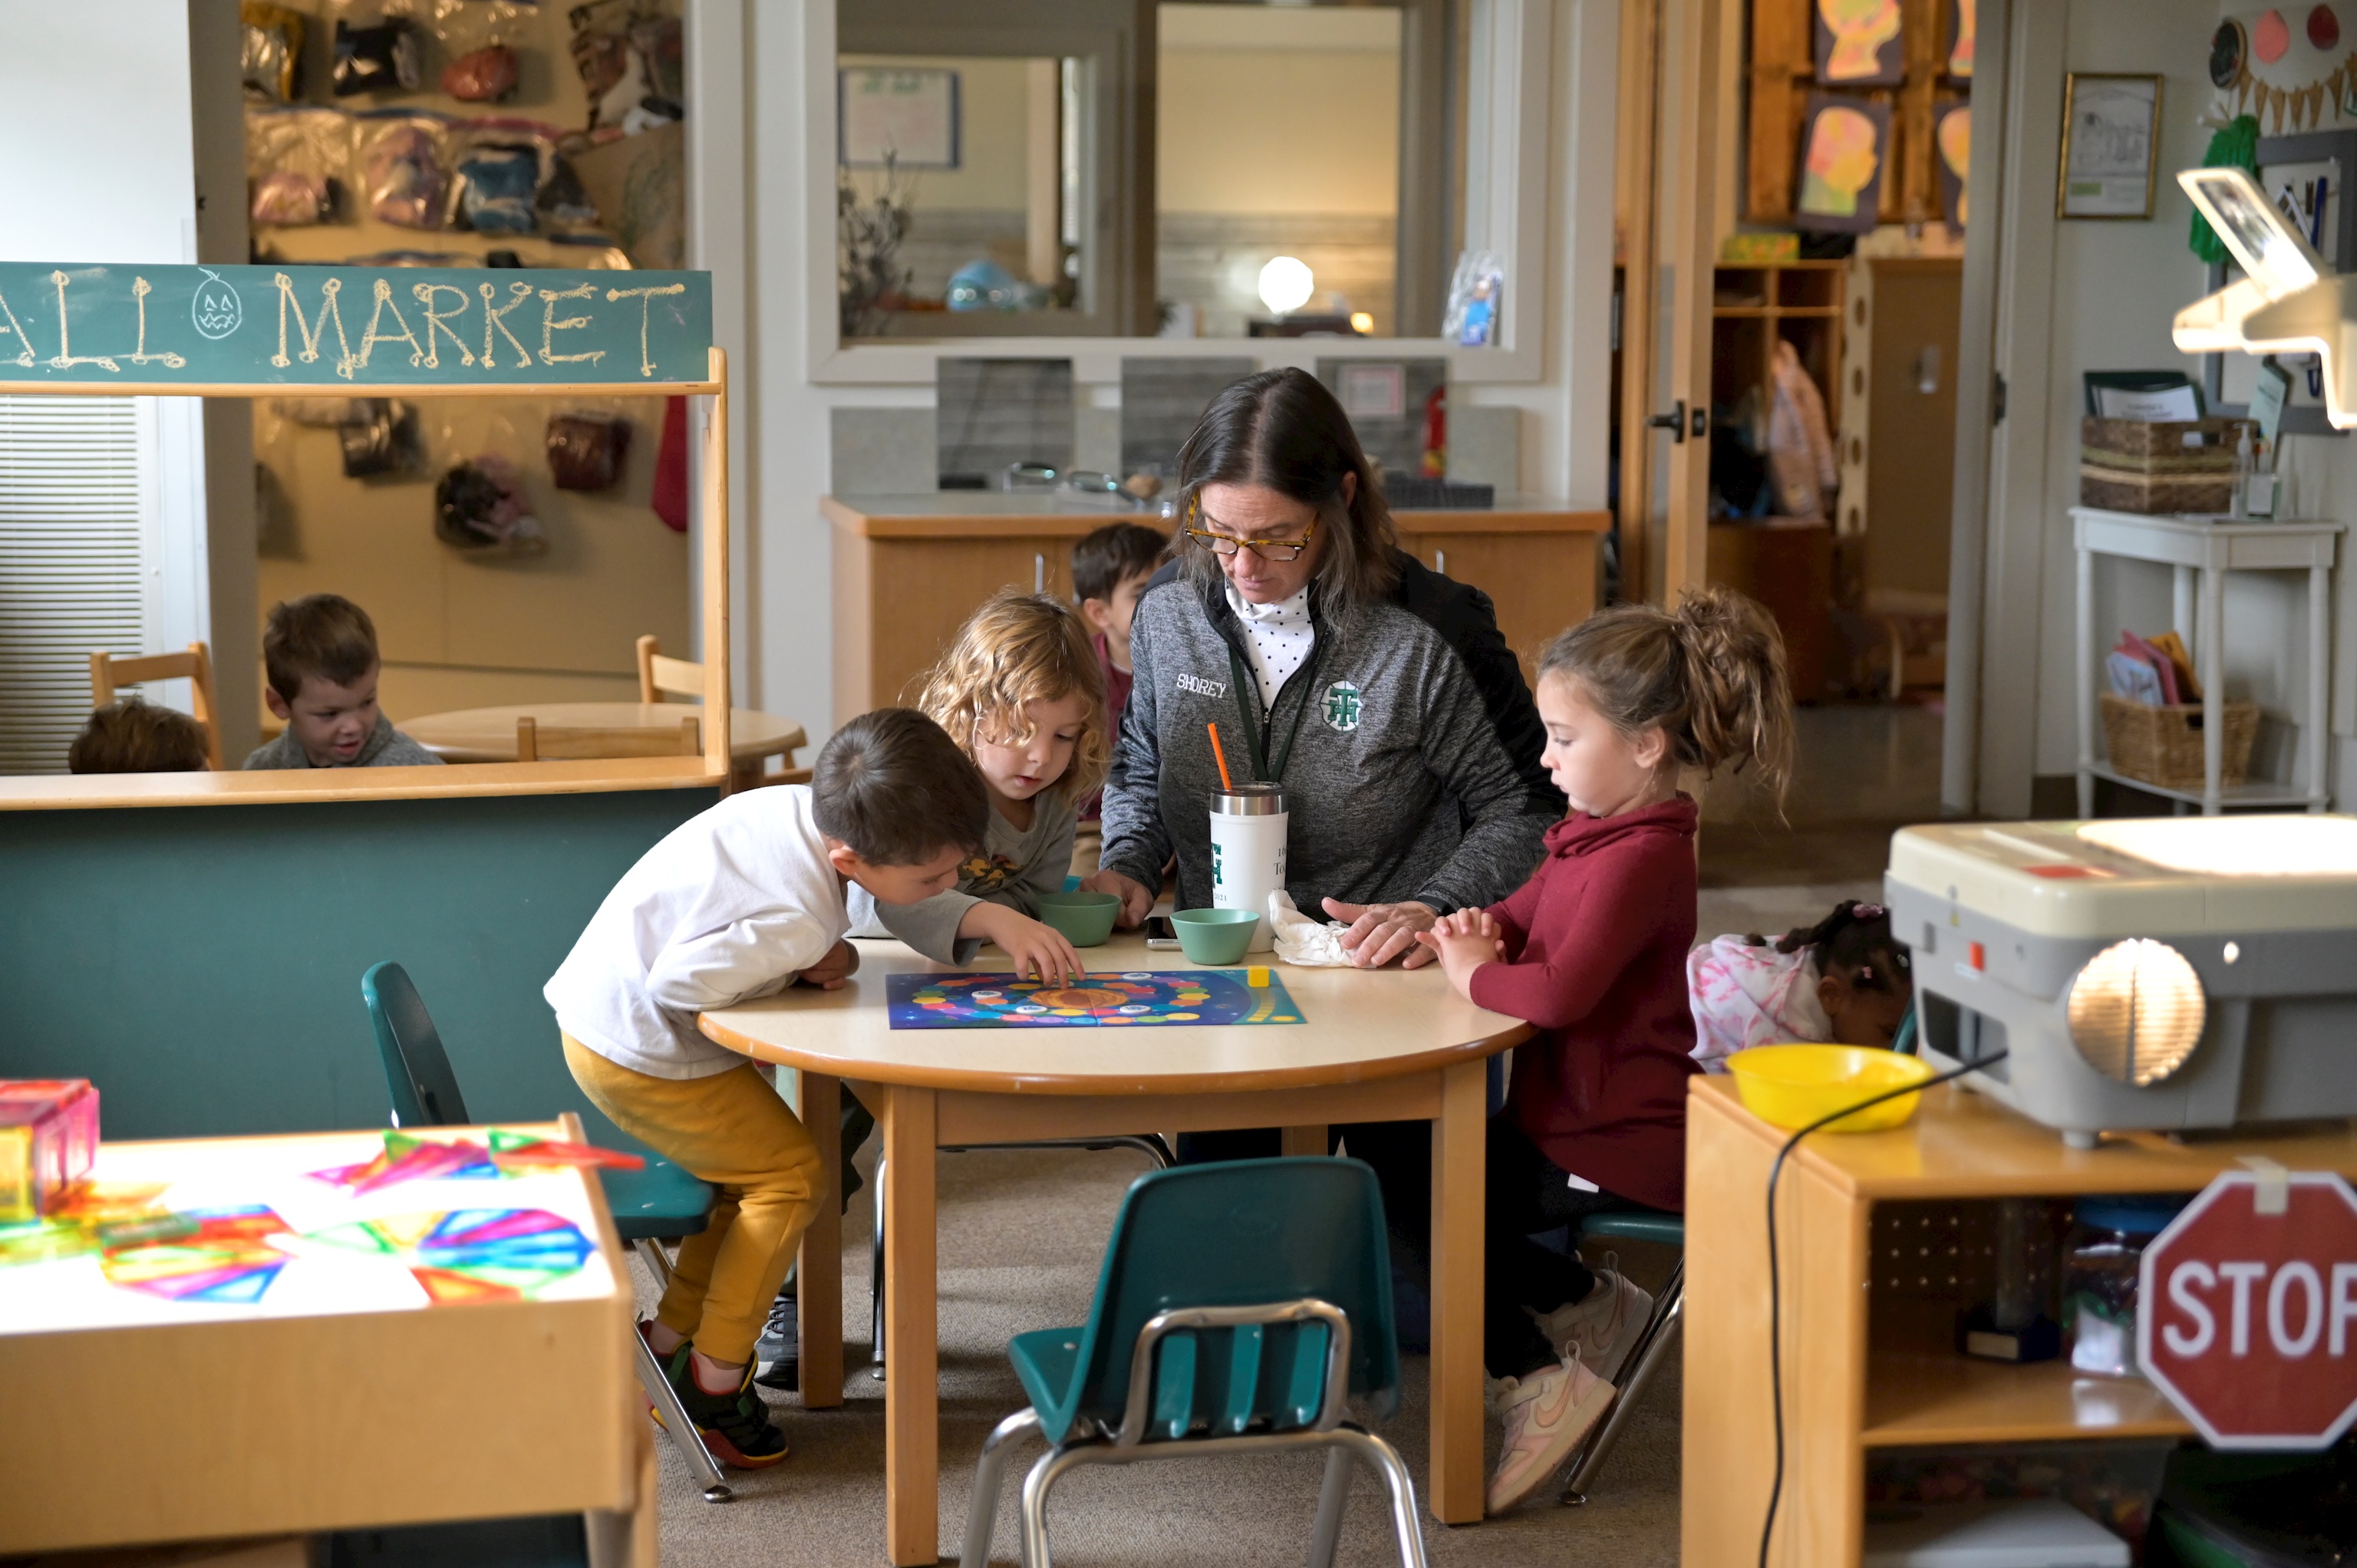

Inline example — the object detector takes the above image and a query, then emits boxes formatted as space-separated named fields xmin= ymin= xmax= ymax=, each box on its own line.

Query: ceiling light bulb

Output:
xmin=1258 ymin=256 xmax=1315 ymax=316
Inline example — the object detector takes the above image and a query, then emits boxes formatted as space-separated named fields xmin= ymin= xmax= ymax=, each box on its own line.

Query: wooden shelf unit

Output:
xmin=1683 ymin=1076 xmax=2357 ymax=1568
xmin=1712 ymin=261 xmax=1848 ymax=435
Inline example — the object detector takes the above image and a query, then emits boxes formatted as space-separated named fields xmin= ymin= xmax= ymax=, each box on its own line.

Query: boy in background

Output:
xmin=1069 ymin=521 xmax=1166 ymax=822
xmin=242 ymin=595 xmax=444 ymax=769
xmin=546 ymin=708 xmax=989 ymax=1469
xmin=68 ymin=699 xmax=212 ymax=773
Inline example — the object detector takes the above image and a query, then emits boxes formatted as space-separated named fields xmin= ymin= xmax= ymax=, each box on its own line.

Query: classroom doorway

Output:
xmin=1614 ymin=0 xmax=1976 ymax=889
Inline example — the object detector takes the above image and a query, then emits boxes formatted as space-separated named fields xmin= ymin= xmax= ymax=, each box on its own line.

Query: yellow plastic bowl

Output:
xmin=1726 ymin=1044 xmax=1934 ymax=1134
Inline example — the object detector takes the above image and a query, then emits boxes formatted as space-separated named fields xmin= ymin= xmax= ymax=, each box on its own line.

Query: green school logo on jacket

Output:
xmin=1321 ymin=681 xmax=1363 ymax=732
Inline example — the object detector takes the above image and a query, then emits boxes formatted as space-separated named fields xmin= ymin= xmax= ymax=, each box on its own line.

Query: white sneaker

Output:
xmin=1530 ymin=1256 xmax=1654 ymax=1385
xmin=1485 ymin=1350 xmax=1614 ymax=1515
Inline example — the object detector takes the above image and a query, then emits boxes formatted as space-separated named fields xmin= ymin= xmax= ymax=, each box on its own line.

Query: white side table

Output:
xmin=2072 ymin=507 xmax=2342 ymax=816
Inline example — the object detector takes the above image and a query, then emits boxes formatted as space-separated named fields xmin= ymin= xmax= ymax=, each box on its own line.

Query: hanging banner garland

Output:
xmin=2213 ymin=7 xmax=2357 ymax=132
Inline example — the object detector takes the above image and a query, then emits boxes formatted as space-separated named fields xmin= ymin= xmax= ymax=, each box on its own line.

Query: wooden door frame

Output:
xmin=1617 ymin=0 xmax=1723 ymax=608
xmin=1614 ymin=0 xmax=1662 ymax=605
xmin=1660 ymin=0 xmax=1723 ymax=604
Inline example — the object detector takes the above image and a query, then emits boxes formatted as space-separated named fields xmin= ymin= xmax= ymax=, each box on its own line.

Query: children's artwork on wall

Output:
xmin=1814 ymin=0 xmax=1904 ymax=87
xmin=1795 ymin=95 xmax=1891 ymax=233
xmin=1947 ymin=0 xmax=1974 ymax=79
xmin=1937 ymin=100 xmax=1972 ymax=229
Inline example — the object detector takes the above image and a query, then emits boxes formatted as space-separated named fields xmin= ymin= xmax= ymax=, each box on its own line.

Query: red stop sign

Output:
xmin=2138 ymin=1171 xmax=2357 ymax=1449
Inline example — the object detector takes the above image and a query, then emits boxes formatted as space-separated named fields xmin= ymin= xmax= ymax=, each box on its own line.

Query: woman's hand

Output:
xmin=1080 ymin=868 xmax=1156 ymax=928
xmin=965 ymin=903 xmax=1088 ymax=986
xmin=795 ymin=939 xmax=861 ymax=990
xmin=1321 ymin=898 xmax=1441 ymax=969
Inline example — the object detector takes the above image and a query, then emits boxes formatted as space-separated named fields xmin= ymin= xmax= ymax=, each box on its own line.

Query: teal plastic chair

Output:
xmin=1556 ymin=1210 xmax=1686 ymax=1508
xmin=960 ymin=1157 xmax=1428 ymax=1568
xmin=360 ymin=961 xmax=736 ymax=1504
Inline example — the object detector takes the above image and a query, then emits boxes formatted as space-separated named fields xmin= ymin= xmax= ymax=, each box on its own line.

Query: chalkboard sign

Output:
xmin=0 ymin=263 xmax=713 ymax=390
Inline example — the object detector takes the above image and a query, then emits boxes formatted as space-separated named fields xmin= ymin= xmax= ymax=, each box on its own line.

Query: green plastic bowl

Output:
xmin=1035 ymin=890 xmax=1120 ymax=947
xmin=1170 ymin=907 xmax=1259 ymax=965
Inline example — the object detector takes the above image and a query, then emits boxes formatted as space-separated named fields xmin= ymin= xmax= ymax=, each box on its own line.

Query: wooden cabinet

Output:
xmin=1392 ymin=520 xmax=1607 ymax=683
xmin=828 ymin=496 xmax=1611 ymax=718
xmin=828 ymin=499 xmax=1146 ymax=719
xmin=1683 ymin=1077 xmax=2357 ymax=1567
xmin=1708 ymin=519 xmax=1834 ymax=702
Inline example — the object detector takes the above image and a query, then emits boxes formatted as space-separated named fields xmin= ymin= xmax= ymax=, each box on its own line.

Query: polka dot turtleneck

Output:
xmin=1225 ymin=585 xmax=1314 ymax=716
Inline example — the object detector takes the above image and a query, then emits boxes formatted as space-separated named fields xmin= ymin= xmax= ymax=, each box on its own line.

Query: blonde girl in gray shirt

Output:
xmin=849 ymin=590 xmax=1109 ymax=983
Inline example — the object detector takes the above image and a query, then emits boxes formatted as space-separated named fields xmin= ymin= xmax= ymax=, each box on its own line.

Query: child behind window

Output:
xmin=1688 ymin=899 xmax=1915 ymax=1069
xmin=69 ymin=698 xmax=212 ymax=774
xmin=242 ymin=594 xmax=443 ymax=769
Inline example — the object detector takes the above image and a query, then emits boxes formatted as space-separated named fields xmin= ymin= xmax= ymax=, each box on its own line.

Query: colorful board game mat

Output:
xmin=887 ymin=968 xmax=1304 ymax=1029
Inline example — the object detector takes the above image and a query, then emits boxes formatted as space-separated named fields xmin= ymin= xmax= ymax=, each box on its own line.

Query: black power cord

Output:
xmin=1757 ymin=1050 xmax=2009 ymax=1568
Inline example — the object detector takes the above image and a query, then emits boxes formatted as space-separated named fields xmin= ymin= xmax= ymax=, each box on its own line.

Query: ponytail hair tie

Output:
xmin=1856 ymin=903 xmax=1886 ymax=919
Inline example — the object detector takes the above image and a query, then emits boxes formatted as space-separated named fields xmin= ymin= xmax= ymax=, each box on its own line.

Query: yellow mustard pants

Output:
xmin=563 ymin=1035 xmax=826 ymax=1365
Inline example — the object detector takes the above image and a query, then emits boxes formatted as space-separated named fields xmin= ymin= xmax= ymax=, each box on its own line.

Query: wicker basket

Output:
xmin=2100 ymin=693 xmax=2260 ymax=792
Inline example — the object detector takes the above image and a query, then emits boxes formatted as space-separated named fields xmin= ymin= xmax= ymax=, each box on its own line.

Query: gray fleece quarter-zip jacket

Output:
xmin=1100 ymin=562 xmax=1558 ymax=917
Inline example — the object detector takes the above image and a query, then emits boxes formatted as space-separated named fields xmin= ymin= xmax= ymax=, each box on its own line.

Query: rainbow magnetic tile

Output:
xmin=98 ymin=1206 xmax=291 ymax=1304
xmin=0 ymin=1079 xmax=98 ymax=1220
xmin=886 ymin=970 xmax=1304 ymax=1029
xmin=305 ymin=1207 xmax=595 ymax=1303
xmin=308 ymin=1132 xmax=499 ymax=1192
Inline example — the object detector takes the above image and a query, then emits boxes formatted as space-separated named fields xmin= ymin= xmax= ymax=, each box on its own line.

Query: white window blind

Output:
xmin=0 ymin=396 xmax=157 ymax=776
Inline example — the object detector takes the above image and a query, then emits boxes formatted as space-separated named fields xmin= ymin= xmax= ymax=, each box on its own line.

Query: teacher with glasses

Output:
xmin=1083 ymin=367 xmax=1560 ymax=970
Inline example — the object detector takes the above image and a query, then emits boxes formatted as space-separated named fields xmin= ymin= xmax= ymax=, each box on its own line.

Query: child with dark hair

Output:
xmin=69 ymin=699 xmax=213 ymax=774
xmin=1068 ymin=522 xmax=1165 ymax=821
xmin=242 ymin=594 xmax=442 ymax=769
xmin=544 ymin=708 xmax=990 ymax=1472
xmin=1687 ymin=898 xmax=1915 ymax=1066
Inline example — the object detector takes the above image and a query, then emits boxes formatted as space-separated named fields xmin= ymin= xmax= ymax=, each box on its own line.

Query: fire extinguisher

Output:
xmin=1420 ymin=384 xmax=1446 ymax=477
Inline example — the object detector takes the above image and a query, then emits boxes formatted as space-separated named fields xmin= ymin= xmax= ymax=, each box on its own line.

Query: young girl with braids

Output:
xmin=1688 ymin=900 xmax=1915 ymax=1068
xmin=1409 ymin=585 xmax=1794 ymax=1515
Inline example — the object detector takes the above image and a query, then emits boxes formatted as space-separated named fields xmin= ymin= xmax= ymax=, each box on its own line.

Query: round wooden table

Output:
xmin=404 ymin=702 xmax=806 ymax=778
xmin=699 ymin=931 xmax=1530 ymax=1564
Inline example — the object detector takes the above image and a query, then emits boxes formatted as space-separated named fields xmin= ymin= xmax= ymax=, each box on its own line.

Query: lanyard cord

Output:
xmin=1224 ymin=636 xmax=1323 ymax=784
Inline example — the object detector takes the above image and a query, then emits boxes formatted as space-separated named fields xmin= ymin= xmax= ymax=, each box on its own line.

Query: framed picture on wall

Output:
xmin=1794 ymin=94 xmax=1891 ymax=233
xmin=2057 ymin=72 xmax=2161 ymax=219
xmin=839 ymin=67 xmax=961 ymax=169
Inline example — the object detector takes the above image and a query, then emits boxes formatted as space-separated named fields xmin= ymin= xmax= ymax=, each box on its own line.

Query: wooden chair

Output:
xmin=516 ymin=715 xmax=700 ymax=762
xmin=89 ymin=643 xmax=224 ymax=770
xmin=635 ymin=633 xmax=705 ymax=704
xmin=636 ymin=634 xmax=811 ymax=786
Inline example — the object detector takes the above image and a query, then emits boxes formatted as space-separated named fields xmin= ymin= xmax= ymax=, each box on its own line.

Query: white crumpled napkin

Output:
xmin=1268 ymin=890 xmax=1353 ymax=967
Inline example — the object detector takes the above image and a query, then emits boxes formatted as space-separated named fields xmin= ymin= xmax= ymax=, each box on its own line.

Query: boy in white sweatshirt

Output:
xmin=546 ymin=708 xmax=987 ymax=1471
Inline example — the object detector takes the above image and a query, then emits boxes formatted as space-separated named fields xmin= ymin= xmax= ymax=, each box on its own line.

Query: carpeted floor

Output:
xmin=637 ymin=1144 xmax=1686 ymax=1567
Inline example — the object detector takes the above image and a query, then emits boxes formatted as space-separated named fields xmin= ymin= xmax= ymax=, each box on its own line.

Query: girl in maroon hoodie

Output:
xmin=1416 ymin=585 xmax=1792 ymax=1514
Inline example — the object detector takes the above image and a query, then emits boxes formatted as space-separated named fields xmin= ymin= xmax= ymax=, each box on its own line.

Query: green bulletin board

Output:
xmin=0 ymin=262 xmax=713 ymax=389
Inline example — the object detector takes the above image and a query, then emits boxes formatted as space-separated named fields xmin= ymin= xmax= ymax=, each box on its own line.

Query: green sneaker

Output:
xmin=662 ymin=1340 xmax=790 ymax=1470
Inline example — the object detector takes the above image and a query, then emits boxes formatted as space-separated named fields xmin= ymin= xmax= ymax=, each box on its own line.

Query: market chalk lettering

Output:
xmin=0 ymin=262 xmax=710 ymax=388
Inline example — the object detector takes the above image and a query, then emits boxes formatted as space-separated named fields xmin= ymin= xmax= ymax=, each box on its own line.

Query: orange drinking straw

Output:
xmin=1207 ymin=723 xmax=1235 ymax=792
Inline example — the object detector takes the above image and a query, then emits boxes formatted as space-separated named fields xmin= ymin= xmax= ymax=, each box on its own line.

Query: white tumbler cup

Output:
xmin=1209 ymin=783 xmax=1287 ymax=952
